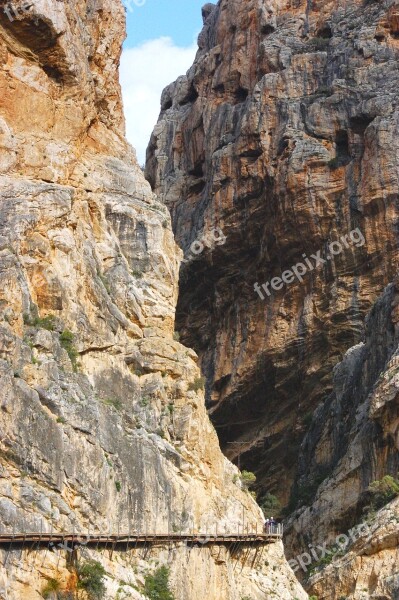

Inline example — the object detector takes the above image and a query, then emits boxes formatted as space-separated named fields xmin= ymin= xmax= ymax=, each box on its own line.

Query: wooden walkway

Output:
xmin=0 ymin=531 xmax=283 ymax=571
xmin=0 ymin=531 xmax=282 ymax=548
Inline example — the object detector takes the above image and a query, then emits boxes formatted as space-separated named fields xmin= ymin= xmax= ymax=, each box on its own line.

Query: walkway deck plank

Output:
xmin=0 ymin=532 xmax=282 ymax=547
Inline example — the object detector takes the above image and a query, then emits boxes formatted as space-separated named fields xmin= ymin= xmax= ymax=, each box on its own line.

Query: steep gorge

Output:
xmin=0 ymin=0 xmax=306 ymax=598
xmin=147 ymin=0 xmax=399 ymax=597
xmin=148 ymin=0 xmax=399 ymax=509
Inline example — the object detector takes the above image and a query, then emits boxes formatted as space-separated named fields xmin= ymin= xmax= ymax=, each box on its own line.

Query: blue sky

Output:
xmin=125 ymin=0 xmax=206 ymax=48
xmin=120 ymin=0 xmax=206 ymax=163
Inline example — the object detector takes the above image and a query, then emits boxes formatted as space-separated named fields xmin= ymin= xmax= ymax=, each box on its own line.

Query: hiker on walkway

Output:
xmin=270 ymin=517 xmax=276 ymax=533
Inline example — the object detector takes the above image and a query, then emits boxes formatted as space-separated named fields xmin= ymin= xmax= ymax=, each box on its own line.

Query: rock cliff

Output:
xmin=147 ymin=0 xmax=399 ymax=512
xmin=0 ymin=0 xmax=306 ymax=598
xmin=147 ymin=0 xmax=399 ymax=597
xmin=286 ymin=279 xmax=399 ymax=598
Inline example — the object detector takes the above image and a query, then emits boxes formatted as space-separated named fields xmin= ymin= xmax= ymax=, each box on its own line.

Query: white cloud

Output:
xmin=120 ymin=37 xmax=197 ymax=165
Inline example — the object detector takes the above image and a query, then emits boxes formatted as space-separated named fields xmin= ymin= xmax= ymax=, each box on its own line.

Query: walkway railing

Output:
xmin=0 ymin=526 xmax=283 ymax=548
xmin=0 ymin=526 xmax=284 ymax=570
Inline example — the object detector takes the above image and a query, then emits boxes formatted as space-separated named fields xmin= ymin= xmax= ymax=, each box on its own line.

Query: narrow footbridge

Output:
xmin=0 ymin=528 xmax=283 ymax=569
xmin=0 ymin=528 xmax=283 ymax=549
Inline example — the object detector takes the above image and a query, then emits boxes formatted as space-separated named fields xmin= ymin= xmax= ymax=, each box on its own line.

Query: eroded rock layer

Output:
xmin=0 ymin=0 xmax=306 ymax=598
xmin=286 ymin=280 xmax=399 ymax=598
xmin=147 ymin=0 xmax=399 ymax=505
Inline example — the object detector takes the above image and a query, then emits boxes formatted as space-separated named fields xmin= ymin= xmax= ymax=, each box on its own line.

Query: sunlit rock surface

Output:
xmin=308 ymin=498 xmax=399 ymax=599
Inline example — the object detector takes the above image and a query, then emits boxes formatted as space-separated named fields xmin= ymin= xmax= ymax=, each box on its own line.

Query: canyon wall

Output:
xmin=0 ymin=0 xmax=306 ymax=598
xmin=288 ymin=279 xmax=399 ymax=598
xmin=147 ymin=0 xmax=399 ymax=597
xmin=147 ymin=0 xmax=399 ymax=504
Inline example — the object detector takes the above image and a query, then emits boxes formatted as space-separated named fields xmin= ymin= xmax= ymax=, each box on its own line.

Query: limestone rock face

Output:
xmin=284 ymin=280 xmax=399 ymax=597
xmin=0 ymin=0 xmax=307 ymax=598
xmin=147 ymin=0 xmax=399 ymax=506
xmin=307 ymin=498 xmax=399 ymax=600
xmin=147 ymin=1 xmax=399 ymax=597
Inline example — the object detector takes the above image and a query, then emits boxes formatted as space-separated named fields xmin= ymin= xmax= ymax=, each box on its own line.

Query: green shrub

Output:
xmin=115 ymin=481 xmax=121 ymax=492
xmin=240 ymin=471 xmax=256 ymax=489
xmin=367 ymin=475 xmax=399 ymax=510
xmin=259 ymin=493 xmax=281 ymax=516
xmin=41 ymin=578 xmax=61 ymax=598
xmin=144 ymin=566 xmax=175 ymax=600
xmin=308 ymin=549 xmax=337 ymax=576
xmin=60 ymin=330 xmax=78 ymax=372
xmin=173 ymin=332 xmax=180 ymax=341
xmin=60 ymin=329 xmax=74 ymax=344
xmin=103 ymin=397 xmax=122 ymax=411
xmin=188 ymin=377 xmax=205 ymax=392
xmin=24 ymin=314 xmax=56 ymax=331
xmin=76 ymin=560 xmax=106 ymax=600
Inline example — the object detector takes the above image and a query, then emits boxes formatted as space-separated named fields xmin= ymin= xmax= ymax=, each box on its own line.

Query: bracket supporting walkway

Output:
xmin=0 ymin=531 xmax=282 ymax=548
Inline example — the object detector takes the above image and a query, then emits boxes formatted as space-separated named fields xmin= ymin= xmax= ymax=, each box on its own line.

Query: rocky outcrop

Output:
xmin=147 ymin=0 xmax=399 ymax=508
xmin=308 ymin=498 xmax=399 ymax=600
xmin=283 ymin=279 xmax=399 ymax=597
xmin=0 ymin=0 xmax=306 ymax=598
xmin=287 ymin=280 xmax=399 ymax=544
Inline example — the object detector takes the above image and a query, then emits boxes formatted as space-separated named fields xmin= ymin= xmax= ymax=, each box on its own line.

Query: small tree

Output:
xmin=367 ymin=475 xmax=399 ymax=510
xmin=188 ymin=377 xmax=205 ymax=392
xmin=144 ymin=566 xmax=175 ymax=600
xmin=76 ymin=560 xmax=106 ymax=600
xmin=41 ymin=578 xmax=61 ymax=599
xmin=60 ymin=329 xmax=79 ymax=371
xmin=259 ymin=493 xmax=281 ymax=516
xmin=240 ymin=471 xmax=256 ymax=489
